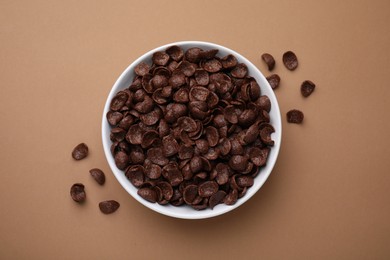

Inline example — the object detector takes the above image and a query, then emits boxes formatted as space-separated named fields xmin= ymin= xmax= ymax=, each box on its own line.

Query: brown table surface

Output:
xmin=1 ymin=1 xmax=389 ymax=259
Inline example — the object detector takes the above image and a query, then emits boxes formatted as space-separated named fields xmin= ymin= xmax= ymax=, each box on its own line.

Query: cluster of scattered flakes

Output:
xmin=70 ymin=143 xmax=120 ymax=214
xmin=262 ymin=51 xmax=316 ymax=124
xmin=107 ymin=45 xmax=276 ymax=210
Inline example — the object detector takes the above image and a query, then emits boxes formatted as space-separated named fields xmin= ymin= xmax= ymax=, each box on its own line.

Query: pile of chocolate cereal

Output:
xmin=106 ymin=46 xmax=275 ymax=210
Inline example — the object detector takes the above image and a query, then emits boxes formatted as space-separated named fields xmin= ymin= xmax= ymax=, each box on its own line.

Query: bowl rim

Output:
xmin=102 ymin=41 xmax=282 ymax=219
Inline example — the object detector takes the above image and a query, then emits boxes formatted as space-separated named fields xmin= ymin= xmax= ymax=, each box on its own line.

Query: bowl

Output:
xmin=102 ymin=41 xmax=282 ymax=219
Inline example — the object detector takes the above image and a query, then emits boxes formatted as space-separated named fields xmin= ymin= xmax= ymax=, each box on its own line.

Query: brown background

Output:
xmin=1 ymin=0 xmax=389 ymax=259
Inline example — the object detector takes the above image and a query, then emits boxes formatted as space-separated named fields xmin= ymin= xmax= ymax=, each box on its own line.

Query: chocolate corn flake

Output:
xmin=261 ymin=53 xmax=275 ymax=71
xmin=283 ymin=51 xmax=298 ymax=70
xmin=266 ymin=74 xmax=280 ymax=90
xmin=301 ymin=80 xmax=316 ymax=97
xmin=286 ymin=109 xmax=304 ymax=124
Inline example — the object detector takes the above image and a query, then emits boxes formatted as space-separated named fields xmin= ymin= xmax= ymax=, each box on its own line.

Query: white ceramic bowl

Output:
xmin=102 ymin=41 xmax=282 ymax=219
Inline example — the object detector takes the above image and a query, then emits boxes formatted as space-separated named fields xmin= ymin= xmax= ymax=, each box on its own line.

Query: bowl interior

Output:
xmin=102 ymin=41 xmax=282 ymax=219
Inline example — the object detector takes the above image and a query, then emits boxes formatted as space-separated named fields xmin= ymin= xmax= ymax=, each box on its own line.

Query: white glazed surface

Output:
xmin=102 ymin=41 xmax=282 ymax=219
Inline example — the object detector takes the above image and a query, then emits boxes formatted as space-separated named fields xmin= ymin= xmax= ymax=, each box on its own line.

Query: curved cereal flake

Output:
xmin=168 ymin=60 xmax=179 ymax=72
xmin=160 ymin=86 xmax=172 ymax=98
xmin=190 ymin=86 xmax=210 ymax=102
xmin=256 ymin=95 xmax=271 ymax=112
xmin=106 ymin=111 xmax=123 ymax=126
xmin=249 ymin=147 xmax=267 ymax=166
xmin=192 ymin=201 xmax=208 ymax=211
xmin=183 ymin=184 xmax=198 ymax=205
xmin=162 ymin=163 xmax=183 ymax=186
xmin=218 ymin=138 xmax=231 ymax=156
xmin=238 ymin=187 xmax=247 ymax=198
xmin=240 ymin=83 xmax=251 ymax=101
xmin=194 ymin=172 xmax=208 ymax=183
xmin=241 ymin=161 xmax=254 ymax=174
xmin=138 ymin=187 xmax=157 ymax=203
xmin=215 ymin=163 xmax=230 ymax=185
xmin=224 ymin=105 xmax=238 ymax=124
xmin=230 ymin=174 xmax=242 ymax=191
xmin=133 ymin=89 xmax=146 ymax=102
xmin=185 ymin=47 xmax=202 ymax=63
xmin=158 ymin=119 xmax=170 ymax=138
xmin=189 ymin=101 xmax=209 ymax=120
xmin=177 ymin=61 xmax=196 ymax=76
xmin=223 ymin=189 xmax=238 ymax=205
xmin=236 ymin=175 xmax=254 ymax=188
xmin=286 ymin=109 xmax=304 ymax=124
xmin=118 ymin=115 xmax=134 ymax=130
xmin=200 ymin=156 xmax=211 ymax=172
xmin=110 ymin=128 xmax=126 ymax=142
xmin=151 ymin=74 xmax=168 ymax=89
xmin=162 ymin=134 xmax=179 ymax=157
xmin=110 ymin=91 xmax=128 ymax=111
xmin=213 ymin=114 xmax=227 ymax=128
xmin=195 ymin=139 xmax=209 ymax=154
xmin=207 ymin=91 xmax=219 ymax=109
xmin=134 ymin=96 xmax=154 ymax=114
xmin=188 ymin=120 xmax=203 ymax=140
xmin=140 ymin=108 xmax=161 ymax=126
xmin=99 ymin=200 xmax=120 ymax=214
xmin=147 ymin=148 xmax=169 ymax=166
xmin=209 ymin=190 xmax=226 ymax=209
xmin=152 ymin=66 xmax=171 ymax=77
xmin=145 ymin=163 xmax=162 ymax=179
xmin=134 ymin=62 xmax=150 ymax=76
xmin=152 ymin=88 xmax=168 ymax=105
xmin=266 ymin=74 xmax=280 ymax=90
xmin=141 ymin=73 xmax=154 ymax=93
xmin=259 ymin=124 xmax=275 ymax=146
xmin=141 ymin=130 xmax=159 ymax=149
xmin=243 ymin=124 xmax=259 ymax=144
xmin=229 ymin=155 xmax=248 ymax=172
xmin=231 ymin=63 xmax=248 ymax=78
xmin=203 ymin=148 xmax=219 ymax=160
xmin=180 ymin=131 xmax=195 ymax=146
xmin=152 ymin=51 xmax=169 ymax=66
xmin=221 ymin=54 xmax=238 ymax=69
xmin=249 ymin=80 xmax=261 ymax=101
xmin=205 ymin=126 xmax=219 ymax=147
xmin=301 ymin=80 xmax=316 ymax=97
xmin=126 ymin=124 xmax=144 ymax=145
xmin=169 ymin=71 xmax=186 ymax=88
xmin=178 ymin=144 xmax=194 ymax=160
xmin=177 ymin=116 xmax=197 ymax=132
xmin=194 ymin=69 xmax=210 ymax=86
xmin=198 ymin=181 xmax=218 ymax=197
xmin=171 ymin=197 xmax=184 ymax=206
xmin=171 ymin=103 xmax=188 ymax=119
xmin=202 ymin=58 xmax=222 ymax=73
xmin=173 ymin=88 xmax=189 ymax=103
xmin=126 ymin=145 xmax=145 ymax=164
xmin=261 ymin=53 xmax=275 ymax=71
xmin=125 ymin=165 xmax=145 ymax=187
xmin=182 ymin=163 xmax=193 ymax=180
xmin=166 ymin=45 xmax=184 ymax=61
xmin=129 ymin=76 xmax=142 ymax=91
xmin=200 ymin=49 xmax=218 ymax=59
xmin=152 ymin=186 xmax=163 ymax=203
xmin=215 ymin=80 xmax=233 ymax=95
xmin=157 ymin=181 xmax=174 ymax=201
xmin=190 ymin=156 xmax=203 ymax=174
xmin=283 ymin=51 xmax=298 ymax=70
